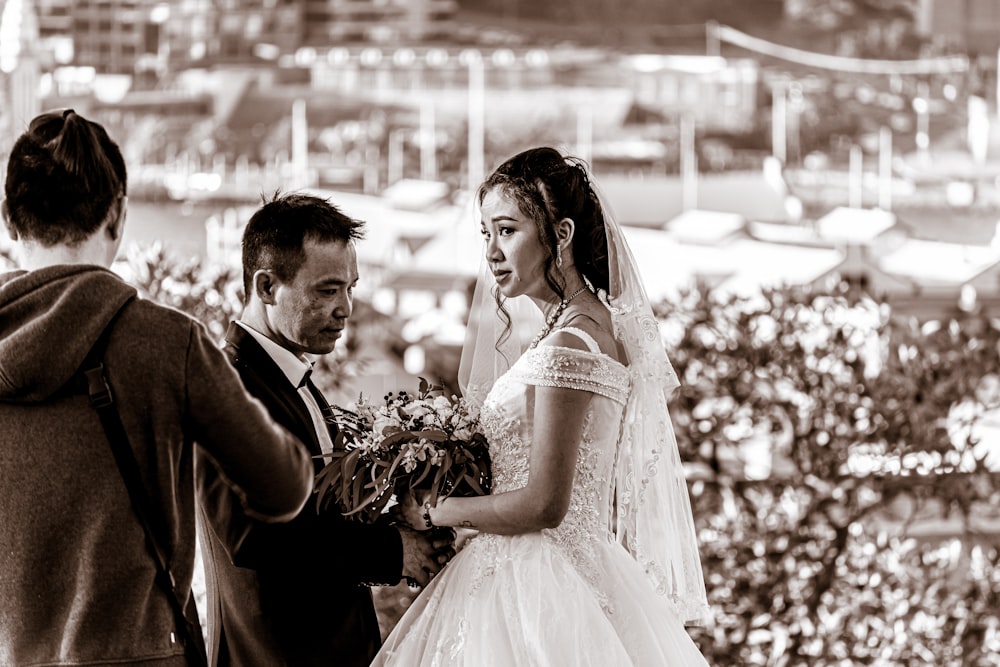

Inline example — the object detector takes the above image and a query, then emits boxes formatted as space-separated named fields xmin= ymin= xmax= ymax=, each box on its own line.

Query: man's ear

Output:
xmin=252 ymin=269 xmax=280 ymax=305
xmin=1 ymin=199 xmax=17 ymax=242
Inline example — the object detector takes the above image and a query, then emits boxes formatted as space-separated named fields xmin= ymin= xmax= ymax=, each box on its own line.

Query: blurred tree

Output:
xmin=124 ymin=244 xmax=243 ymax=341
xmin=662 ymin=281 xmax=1000 ymax=665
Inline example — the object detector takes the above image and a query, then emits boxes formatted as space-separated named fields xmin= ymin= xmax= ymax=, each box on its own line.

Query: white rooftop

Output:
xmin=599 ymin=171 xmax=791 ymax=227
xmin=380 ymin=179 xmax=452 ymax=212
xmin=393 ymin=197 xmax=482 ymax=279
xmin=713 ymin=239 xmax=845 ymax=298
xmin=748 ymin=221 xmax=826 ymax=246
xmin=304 ymin=187 xmax=462 ymax=266
xmin=622 ymin=227 xmax=845 ymax=302
xmin=814 ymin=206 xmax=897 ymax=244
xmin=878 ymin=238 xmax=1000 ymax=285
xmin=622 ymin=227 xmax=720 ymax=302
xmin=666 ymin=209 xmax=746 ymax=244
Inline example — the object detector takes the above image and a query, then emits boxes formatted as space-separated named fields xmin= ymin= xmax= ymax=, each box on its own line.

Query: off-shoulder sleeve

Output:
xmin=510 ymin=346 xmax=630 ymax=404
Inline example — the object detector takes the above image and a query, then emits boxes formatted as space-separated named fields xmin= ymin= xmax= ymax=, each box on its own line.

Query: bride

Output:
xmin=376 ymin=147 xmax=710 ymax=665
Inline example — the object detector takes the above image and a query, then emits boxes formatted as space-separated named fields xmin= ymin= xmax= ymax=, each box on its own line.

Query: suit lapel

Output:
xmin=223 ymin=322 xmax=324 ymax=460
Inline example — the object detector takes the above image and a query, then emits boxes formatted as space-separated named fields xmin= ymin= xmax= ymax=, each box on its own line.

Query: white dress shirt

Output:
xmin=235 ymin=321 xmax=335 ymax=456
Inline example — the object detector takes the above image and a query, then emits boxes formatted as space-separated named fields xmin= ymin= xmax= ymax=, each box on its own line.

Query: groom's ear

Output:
xmin=252 ymin=269 xmax=280 ymax=305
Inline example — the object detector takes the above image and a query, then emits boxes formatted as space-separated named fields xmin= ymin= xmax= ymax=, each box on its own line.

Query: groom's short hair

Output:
xmin=241 ymin=191 xmax=366 ymax=302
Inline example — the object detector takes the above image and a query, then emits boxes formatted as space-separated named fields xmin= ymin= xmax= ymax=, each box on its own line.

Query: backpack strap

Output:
xmin=81 ymin=296 xmax=208 ymax=666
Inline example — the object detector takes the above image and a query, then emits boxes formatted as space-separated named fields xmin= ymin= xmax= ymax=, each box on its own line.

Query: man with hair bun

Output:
xmin=0 ymin=109 xmax=315 ymax=666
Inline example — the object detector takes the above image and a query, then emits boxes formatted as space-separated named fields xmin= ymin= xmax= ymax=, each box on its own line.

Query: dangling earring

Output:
xmin=556 ymin=252 xmax=563 ymax=269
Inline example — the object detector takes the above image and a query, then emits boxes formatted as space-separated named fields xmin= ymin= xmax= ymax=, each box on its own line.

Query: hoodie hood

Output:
xmin=0 ymin=265 xmax=137 ymax=402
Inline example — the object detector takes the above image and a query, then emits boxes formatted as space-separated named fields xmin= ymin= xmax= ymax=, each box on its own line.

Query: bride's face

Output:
xmin=479 ymin=188 xmax=552 ymax=301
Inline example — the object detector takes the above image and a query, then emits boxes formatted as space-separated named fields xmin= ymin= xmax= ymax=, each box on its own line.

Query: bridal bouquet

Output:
xmin=315 ymin=378 xmax=492 ymax=523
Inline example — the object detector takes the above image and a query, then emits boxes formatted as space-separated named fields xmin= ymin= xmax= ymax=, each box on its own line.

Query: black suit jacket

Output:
xmin=198 ymin=322 xmax=403 ymax=667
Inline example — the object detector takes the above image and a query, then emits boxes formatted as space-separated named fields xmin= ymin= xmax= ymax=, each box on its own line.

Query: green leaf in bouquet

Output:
xmin=344 ymin=472 xmax=394 ymax=517
xmin=409 ymin=459 xmax=435 ymax=489
xmin=353 ymin=468 xmax=371 ymax=509
xmin=341 ymin=451 xmax=361 ymax=501
xmin=461 ymin=472 xmax=487 ymax=496
xmin=314 ymin=450 xmax=351 ymax=511
xmin=328 ymin=405 xmax=362 ymax=428
xmin=379 ymin=430 xmax=419 ymax=449
xmin=316 ymin=379 xmax=492 ymax=523
xmin=372 ymin=466 xmax=394 ymax=495
xmin=433 ymin=452 xmax=451 ymax=486
xmin=380 ymin=448 xmax=411 ymax=482
xmin=365 ymin=490 xmax=393 ymax=520
xmin=341 ymin=448 xmax=360 ymax=469
xmin=314 ymin=468 xmax=337 ymax=512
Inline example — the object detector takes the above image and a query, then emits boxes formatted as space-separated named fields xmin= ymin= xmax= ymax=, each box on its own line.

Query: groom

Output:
xmin=197 ymin=192 xmax=452 ymax=666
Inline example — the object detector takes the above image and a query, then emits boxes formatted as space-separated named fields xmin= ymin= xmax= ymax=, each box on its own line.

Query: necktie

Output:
xmin=297 ymin=369 xmax=335 ymax=456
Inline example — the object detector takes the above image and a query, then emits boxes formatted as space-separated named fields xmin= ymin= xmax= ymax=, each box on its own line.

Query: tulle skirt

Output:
xmin=372 ymin=531 xmax=710 ymax=666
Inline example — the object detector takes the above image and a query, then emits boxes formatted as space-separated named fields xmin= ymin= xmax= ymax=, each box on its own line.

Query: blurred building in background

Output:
xmin=5 ymin=0 xmax=1000 ymax=323
xmin=0 ymin=0 xmax=42 ymax=133
xmin=916 ymin=0 xmax=1000 ymax=53
xmin=71 ymin=0 xmax=163 ymax=75
xmin=28 ymin=0 xmax=169 ymax=75
xmin=23 ymin=0 xmax=459 ymax=75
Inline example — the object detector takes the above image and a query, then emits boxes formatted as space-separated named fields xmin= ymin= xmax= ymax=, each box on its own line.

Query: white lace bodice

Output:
xmin=476 ymin=344 xmax=631 ymax=587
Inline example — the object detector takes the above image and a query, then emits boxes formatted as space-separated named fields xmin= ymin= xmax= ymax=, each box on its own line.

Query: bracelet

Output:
xmin=421 ymin=500 xmax=435 ymax=529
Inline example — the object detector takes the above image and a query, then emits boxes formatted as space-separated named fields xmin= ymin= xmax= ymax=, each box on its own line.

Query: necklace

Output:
xmin=529 ymin=285 xmax=589 ymax=349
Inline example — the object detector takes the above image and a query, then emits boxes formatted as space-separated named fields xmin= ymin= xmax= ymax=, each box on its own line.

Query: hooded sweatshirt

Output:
xmin=0 ymin=264 xmax=313 ymax=666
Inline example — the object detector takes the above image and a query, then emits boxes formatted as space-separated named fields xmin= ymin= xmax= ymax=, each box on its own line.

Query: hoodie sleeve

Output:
xmin=183 ymin=321 xmax=313 ymax=523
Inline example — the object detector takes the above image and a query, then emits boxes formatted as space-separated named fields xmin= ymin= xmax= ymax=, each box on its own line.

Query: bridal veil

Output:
xmin=458 ymin=154 xmax=710 ymax=624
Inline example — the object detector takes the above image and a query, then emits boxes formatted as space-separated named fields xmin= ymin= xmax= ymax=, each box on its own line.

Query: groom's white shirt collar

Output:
xmin=235 ymin=321 xmax=335 ymax=455
xmin=235 ymin=320 xmax=315 ymax=388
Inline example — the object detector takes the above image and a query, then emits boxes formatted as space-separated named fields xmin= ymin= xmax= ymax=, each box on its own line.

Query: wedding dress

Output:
xmin=372 ymin=327 xmax=710 ymax=666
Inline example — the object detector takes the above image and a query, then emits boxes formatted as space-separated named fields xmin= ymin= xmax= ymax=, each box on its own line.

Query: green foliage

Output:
xmin=661 ymin=282 xmax=1000 ymax=665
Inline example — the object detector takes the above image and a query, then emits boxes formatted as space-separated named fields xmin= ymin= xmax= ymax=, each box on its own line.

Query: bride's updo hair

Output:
xmin=477 ymin=146 xmax=611 ymax=300
xmin=477 ymin=146 xmax=611 ymax=351
xmin=4 ymin=109 xmax=127 ymax=247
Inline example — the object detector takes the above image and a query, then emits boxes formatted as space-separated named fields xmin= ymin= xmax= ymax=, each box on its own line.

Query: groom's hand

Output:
xmin=430 ymin=526 xmax=457 ymax=567
xmin=391 ymin=489 xmax=430 ymax=531
xmin=398 ymin=525 xmax=447 ymax=587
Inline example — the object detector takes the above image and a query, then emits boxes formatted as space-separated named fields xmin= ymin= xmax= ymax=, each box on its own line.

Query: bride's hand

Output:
xmin=391 ymin=489 xmax=432 ymax=531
